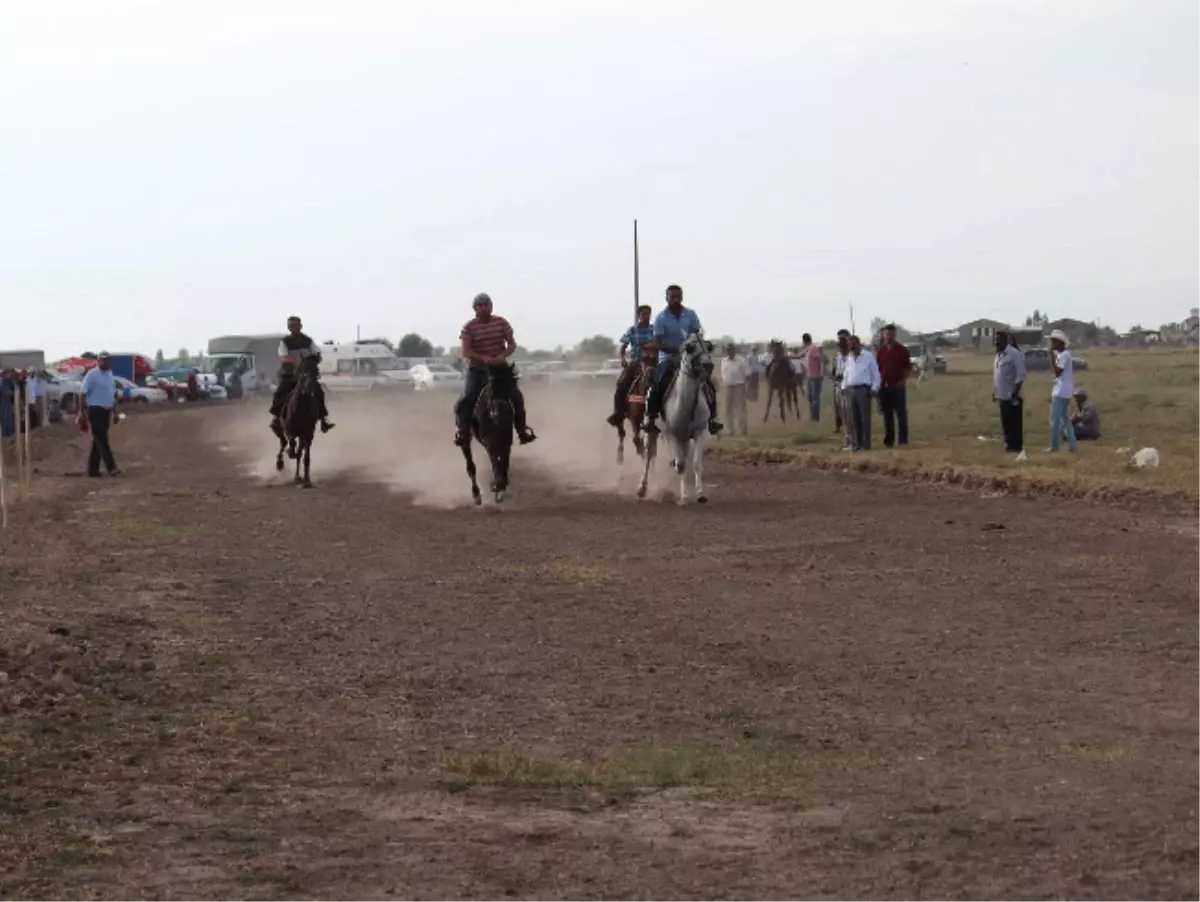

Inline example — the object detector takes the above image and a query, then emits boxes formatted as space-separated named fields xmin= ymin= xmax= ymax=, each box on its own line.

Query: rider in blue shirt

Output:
xmin=606 ymin=305 xmax=655 ymax=427
xmin=643 ymin=284 xmax=722 ymax=435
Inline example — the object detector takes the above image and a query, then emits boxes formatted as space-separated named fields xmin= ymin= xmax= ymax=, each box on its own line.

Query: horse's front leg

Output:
xmin=294 ymin=440 xmax=304 ymax=484
xmin=301 ymin=440 xmax=312 ymax=488
xmin=693 ymin=435 xmax=707 ymax=504
xmin=271 ymin=419 xmax=286 ymax=471
xmin=762 ymin=387 xmax=774 ymax=422
xmin=616 ymin=420 xmax=625 ymax=466
xmin=676 ymin=436 xmax=690 ymax=505
xmin=637 ymin=432 xmax=656 ymax=498
xmin=460 ymin=440 xmax=482 ymax=506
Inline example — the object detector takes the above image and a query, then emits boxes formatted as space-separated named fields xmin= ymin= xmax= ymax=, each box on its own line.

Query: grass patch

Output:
xmin=724 ymin=348 xmax=1199 ymax=504
xmin=408 ymin=739 xmax=886 ymax=800
xmin=109 ymin=516 xmax=196 ymax=536
xmin=494 ymin=559 xmax=620 ymax=588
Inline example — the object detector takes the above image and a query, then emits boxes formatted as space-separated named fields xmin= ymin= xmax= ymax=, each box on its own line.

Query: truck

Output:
xmin=0 ymin=349 xmax=46 ymax=372
xmin=201 ymin=334 xmax=285 ymax=395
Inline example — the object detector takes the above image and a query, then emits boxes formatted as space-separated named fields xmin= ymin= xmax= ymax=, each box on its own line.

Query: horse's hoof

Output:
xmin=302 ymin=481 xmax=313 ymax=489
xmin=275 ymin=458 xmax=284 ymax=472
xmin=696 ymin=494 xmax=708 ymax=504
xmin=494 ymin=491 xmax=505 ymax=504
xmin=636 ymin=484 xmax=647 ymax=499
xmin=473 ymin=495 xmax=482 ymax=506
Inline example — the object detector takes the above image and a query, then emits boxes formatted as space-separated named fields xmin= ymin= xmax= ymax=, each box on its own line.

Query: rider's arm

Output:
xmin=496 ymin=322 xmax=517 ymax=363
xmin=460 ymin=333 xmax=475 ymax=365
xmin=278 ymin=340 xmax=298 ymax=369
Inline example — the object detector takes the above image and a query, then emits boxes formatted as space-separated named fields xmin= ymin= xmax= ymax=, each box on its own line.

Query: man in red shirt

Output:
xmin=455 ymin=293 xmax=537 ymax=447
xmin=874 ymin=324 xmax=911 ymax=447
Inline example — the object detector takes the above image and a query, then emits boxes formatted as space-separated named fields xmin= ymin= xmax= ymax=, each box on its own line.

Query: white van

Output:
xmin=318 ymin=342 xmax=414 ymax=392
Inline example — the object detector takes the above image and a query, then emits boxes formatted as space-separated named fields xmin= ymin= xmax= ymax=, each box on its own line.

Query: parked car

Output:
xmin=45 ymin=373 xmax=83 ymax=413
xmin=410 ymin=363 xmax=465 ymax=391
xmin=530 ymin=360 xmax=590 ymax=382
xmin=114 ymin=375 xmax=168 ymax=403
xmin=589 ymin=359 xmax=625 ymax=380
xmin=1023 ymin=348 xmax=1089 ymax=372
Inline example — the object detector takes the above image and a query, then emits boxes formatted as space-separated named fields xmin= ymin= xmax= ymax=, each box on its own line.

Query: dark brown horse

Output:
xmin=272 ymin=356 xmax=321 ymax=488
xmin=615 ymin=348 xmax=656 ymax=465
xmin=763 ymin=340 xmax=800 ymax=423
xmin=460 ymin=364 xmax=516 ymax=505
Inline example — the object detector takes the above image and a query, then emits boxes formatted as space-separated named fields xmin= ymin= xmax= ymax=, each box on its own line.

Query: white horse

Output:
xmin=637 ymin=332 xmax=712 ymax=504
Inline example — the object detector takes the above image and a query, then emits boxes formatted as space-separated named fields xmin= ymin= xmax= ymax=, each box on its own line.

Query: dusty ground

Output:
xmin=1 ymin=389 xmax=1197 ymax=900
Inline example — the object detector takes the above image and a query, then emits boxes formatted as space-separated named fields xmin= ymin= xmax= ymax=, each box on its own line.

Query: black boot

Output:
xmin=320 ymin=418 xmax=335 ymax=433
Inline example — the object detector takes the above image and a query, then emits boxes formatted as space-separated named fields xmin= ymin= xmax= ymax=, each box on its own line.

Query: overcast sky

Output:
xmin=3 ymin=0 xmax=1197 ymax=360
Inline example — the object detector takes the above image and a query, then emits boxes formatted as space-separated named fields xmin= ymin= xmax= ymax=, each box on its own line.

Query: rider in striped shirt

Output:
xmin=607 ymin=305 xmax=655 ymax=427
xmin=454 ymin=293 xmax=537 ymax=447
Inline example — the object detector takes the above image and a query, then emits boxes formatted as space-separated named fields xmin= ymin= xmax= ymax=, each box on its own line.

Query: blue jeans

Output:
xmin=1049 ymin=396 xmax=1077 ymax=451
xmin=806 ymin=376 xmax=823 ymax=421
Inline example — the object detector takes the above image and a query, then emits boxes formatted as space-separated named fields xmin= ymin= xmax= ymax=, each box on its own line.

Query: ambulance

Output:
xmin=317 ymin=341 xmax=415 ymax=392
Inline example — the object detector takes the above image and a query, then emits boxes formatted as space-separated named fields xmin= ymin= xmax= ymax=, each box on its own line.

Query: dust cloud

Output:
xmin=210 ymin=381 xmax=679 ymax=506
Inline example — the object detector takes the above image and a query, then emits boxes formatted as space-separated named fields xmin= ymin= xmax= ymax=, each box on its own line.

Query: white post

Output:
xmin=23 ymin=383 xmax=31 ymax=489
xmin=0 ymin=411 xmax=7 ymax=528
xmin=12 ymin=390 xmax=23 ymax=497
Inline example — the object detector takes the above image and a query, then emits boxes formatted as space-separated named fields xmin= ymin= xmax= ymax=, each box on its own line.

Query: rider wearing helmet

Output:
xmin=642 ymin=285 xmax=722 ymax=435
xmin=270 ymin=315 xmax=335 ymax=433
xmin=454 ymin=293 xmax=537 ymax=447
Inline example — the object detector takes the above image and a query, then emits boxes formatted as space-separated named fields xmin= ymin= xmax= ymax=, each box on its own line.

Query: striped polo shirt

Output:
xmin=461 ymin=315 xmax=513 ymax=366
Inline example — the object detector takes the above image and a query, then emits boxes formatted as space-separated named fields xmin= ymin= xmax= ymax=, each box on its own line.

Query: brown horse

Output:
xmin=616 ymin=349 xmax=656 ymax=465
xmin=763 ymin=340 xmax=800 ymax=423
xmin=273 ymin=356 xmax=321 ymax=488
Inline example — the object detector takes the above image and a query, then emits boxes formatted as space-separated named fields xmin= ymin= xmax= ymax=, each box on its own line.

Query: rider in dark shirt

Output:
xmin=270 ymin=316 xmax=335 ymax=433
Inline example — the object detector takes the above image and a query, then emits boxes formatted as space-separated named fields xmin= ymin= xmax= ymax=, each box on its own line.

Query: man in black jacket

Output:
xmin=270 ymin=316 xmax=335 ymax=433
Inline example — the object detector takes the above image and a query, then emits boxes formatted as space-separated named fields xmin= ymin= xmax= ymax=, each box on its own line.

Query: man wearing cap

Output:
xmin=1069 ymin=389 xmax=1100 ymax=441
xmin=1048 ymin=329 xmax=1078 ymax=452
xmin=718 ymin=343 xmax=750 ymax=436
xmin=271 ymin=316 xmax=335 ymax=434
xmin=607 ymin=304 xmax=655 ymax=428
xmin=77 ymin=352 xmax=121 ymax=477
xmin=455 ymin=293 xmax=536 ymax=447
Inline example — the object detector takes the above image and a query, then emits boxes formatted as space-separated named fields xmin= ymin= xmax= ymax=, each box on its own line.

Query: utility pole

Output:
xmin=633 ymin=219 xmax=640 ymax=318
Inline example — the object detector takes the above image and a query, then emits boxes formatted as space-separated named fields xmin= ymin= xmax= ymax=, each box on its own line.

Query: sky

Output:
xmin=2 ymin=0 xmax=1197 ymax=361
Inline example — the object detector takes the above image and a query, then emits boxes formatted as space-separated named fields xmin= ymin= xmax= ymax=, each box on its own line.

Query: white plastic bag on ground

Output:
xmin=1132 ymin=447 xmax=1160 ymax=469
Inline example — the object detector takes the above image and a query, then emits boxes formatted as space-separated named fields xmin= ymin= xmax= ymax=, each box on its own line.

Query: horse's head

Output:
xmin=680 ymin=332 xmax=712 ymax=378
xmin=768 ymin=340 xmax=786 ymax=359
xmin=485 ymin=363 xmax=517 ymax=402
xmin=295 ymin=356 xmax=320 ymax=393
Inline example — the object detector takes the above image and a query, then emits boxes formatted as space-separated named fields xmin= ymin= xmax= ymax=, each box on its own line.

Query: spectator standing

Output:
xmin=26 ymin=369 xmax=46 ymax=429
xmin=841 ymin=334 xmax=881 ymax=451
xmin=719 ymin=343 xmax=750 ymax=436
xmin=874 ymin=324 xmax=912 ymax=447
xmin=745 ymin=345 xmax=763 ymax=403
xmin=993 ymin=330 xmax=1025 ymax=452
xmin=0 ymin=369 xmax=15 ymax=440
xmin=1048 ymin=330 xmax=1078 ymax=453
xmin=77 ymin=352 xmax=121 ymax=477
xmin=801 ymin=334 xmax=824 ymax=422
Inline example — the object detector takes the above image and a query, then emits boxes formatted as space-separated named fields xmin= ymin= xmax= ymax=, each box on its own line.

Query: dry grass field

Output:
xmin=733 ymin=347 xmax=1199 ymax=505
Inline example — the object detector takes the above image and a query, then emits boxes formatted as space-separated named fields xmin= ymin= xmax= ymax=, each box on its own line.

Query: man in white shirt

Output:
xmin=831 ymin=330 xmax=850 ymax=443
xmin=719 ymin=343 xmax=750 ymax=436
xmin=1048 ymin=329 xmax=1078 ymax=452
xmin=841 ymin=334 xmax=881 ymax=451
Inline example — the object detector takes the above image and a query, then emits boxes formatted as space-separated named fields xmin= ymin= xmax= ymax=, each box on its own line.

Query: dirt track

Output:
xmin=2 ymin=391 xmax=1197 ymax=899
